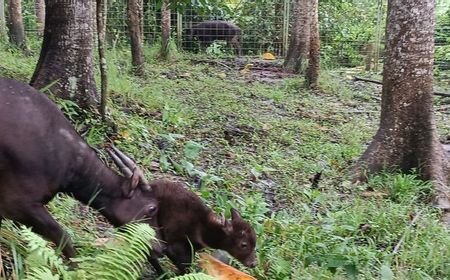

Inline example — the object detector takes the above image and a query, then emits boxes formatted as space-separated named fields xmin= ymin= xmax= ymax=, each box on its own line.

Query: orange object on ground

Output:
xmin=262 ymin=52 xmax=276 ymax=60
xmin=199 ymin=253 xmax=257 ymax=280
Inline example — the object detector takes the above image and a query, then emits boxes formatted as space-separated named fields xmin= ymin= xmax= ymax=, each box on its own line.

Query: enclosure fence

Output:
xmin=13 ymin=0 xmax=450 ymax=84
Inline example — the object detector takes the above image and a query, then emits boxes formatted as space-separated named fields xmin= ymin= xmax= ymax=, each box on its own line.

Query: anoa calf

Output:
xmin=147 ymin=180 xmax=257 ymax=277
xmin=189 ymin=20 xmax=242 ymax=56
xmin=0 ymin=78 xmax=159 ymax=258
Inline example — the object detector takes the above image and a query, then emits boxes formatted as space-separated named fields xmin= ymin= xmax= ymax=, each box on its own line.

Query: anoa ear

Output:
xmin=230 ymin=208 xmax=242 ymax=221
xmin=123 ymin=168 xmax=140 ymax=198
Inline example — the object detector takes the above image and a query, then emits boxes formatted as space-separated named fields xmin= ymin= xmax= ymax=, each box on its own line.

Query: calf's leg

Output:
xmin=148 ymin=254 xmax=168 ymax=279
xmin=166 ymin=243 xmax=193 ymax=275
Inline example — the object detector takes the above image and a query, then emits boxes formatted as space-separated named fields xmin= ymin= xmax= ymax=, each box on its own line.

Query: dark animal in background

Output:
xmin=0 ymin=78 xmax=159 ymax=258
xmin=189 ymin=20 xmax=243 ymax=56
xmin=147 ymin=180 xmax=257 ymax=277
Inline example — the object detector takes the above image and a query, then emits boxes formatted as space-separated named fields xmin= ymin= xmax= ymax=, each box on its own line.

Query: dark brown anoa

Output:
xmin=148 ymin=180 xmax=257 ymax=277
xmin=30 ymin=0 xmax=97 ymax=110
xmin=190 ymin=21 xmax=242 ymax=56
xmin=353 ymin=0 xmax=450 ymax=209
xmin=0 ymin=78 xmax=159 ymax=258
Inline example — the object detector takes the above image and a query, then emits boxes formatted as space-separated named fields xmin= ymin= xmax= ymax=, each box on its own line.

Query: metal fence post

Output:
xmin=177 ymin=12 xmax=182 ymax=49
xmin=374 ymin=0 xmax=384 ymax=72
xmin=282 ymin=0 xmax=290 ymax=57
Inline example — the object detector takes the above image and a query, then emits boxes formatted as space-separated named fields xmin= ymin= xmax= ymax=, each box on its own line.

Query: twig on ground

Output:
xmin=354 ymin=76 xmax=450 ymax=97
xmin=191 ymin=59 xmax=233 ymax=70
xmin=392 ymin=210 xmax=422 ymax=255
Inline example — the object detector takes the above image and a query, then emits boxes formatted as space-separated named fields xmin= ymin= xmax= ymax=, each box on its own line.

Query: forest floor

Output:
xmin=1 ymin=44 xmax=450 ymax=279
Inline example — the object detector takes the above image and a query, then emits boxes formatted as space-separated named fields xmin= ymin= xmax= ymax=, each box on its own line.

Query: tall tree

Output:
xmin=127 ymin=0 xmax=144 ymax=75
xmin=7 ymin=0 xmax=26 ymax=47
xmin=30 ymin=0 xmax=97 ymax=110
xmin=306 ymin=0 xmax=319 ymax=88
xmin=284 ymin=0 xmax=310 ymax=73
xmin=97 ymin=0 xmax=108 ymax=119
xmin=35 ymin=0 xmax=45 ymax=36
xmin=353 ymin=0 xmax=450 ymax=210
xmin=0 ymin=0 xmax=6 ymax=40
xmin=160 ymin=0 xmax=170 ymax=59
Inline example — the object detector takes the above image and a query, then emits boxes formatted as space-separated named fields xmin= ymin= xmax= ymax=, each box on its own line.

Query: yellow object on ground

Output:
xmin=199 ymin=253 xmax=257 ymax=280
xmin=239 ymin=63 xmax=253 ymax=75
xmin=262 ymin=52 xmax=276 ymax=60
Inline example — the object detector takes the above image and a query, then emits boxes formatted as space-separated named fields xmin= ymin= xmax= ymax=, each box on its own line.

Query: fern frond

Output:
xmin=169 ymin=273 xmax=215 ymax=280
xmin=24 ymin=267 xmax=60 ymax=280
xmin=19 ymin=227 xmax=70 ymax=279
xmin=79 ymin=223 xmax=155 ymax=280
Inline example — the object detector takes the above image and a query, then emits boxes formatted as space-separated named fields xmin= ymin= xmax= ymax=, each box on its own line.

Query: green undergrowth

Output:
xmin=1 ymin=44 xmax=450 ymax=279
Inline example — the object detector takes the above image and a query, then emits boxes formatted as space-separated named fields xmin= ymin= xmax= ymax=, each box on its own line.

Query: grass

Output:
xmin=1 ymin=40 xmax=450 ymax=279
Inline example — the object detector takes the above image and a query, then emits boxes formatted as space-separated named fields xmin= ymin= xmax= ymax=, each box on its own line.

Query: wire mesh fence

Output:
xmin=12 ymin=0 xmax=450 ymax=84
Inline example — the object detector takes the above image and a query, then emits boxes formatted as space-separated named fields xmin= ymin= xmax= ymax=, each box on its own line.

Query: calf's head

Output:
xmin=209 ymin=208 xmax=257 ymax=268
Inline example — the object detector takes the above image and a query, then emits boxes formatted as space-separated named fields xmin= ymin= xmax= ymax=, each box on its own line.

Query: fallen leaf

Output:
xmin=199 ymin=253 xmax=257 ymax=280
xmin=361 ymin=191 xmax=388 ymax=198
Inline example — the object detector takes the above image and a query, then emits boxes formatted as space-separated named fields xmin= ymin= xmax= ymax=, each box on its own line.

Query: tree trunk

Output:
xmin=97 ymin=0 xmax=108 ymax=120
xmin=7 ymin=0 xmax=26 ymax=47
xmin=283 ymin=0 xmax=310 ymax=73
xmin=35 ymin=0 xmax=45 ymax=36
xmin=353 ymin=0 xmax=450 ymax=209
xmin=363 ymin=42 xmax=375 ymax=71
xmin=274 ymin=0 xmax=283 ymax=56
xmin=0 ymin=0 xmax=6 ymax=40
xmin=160 ymin=0 xmax=170 ymax=60
xmin=30 ymin=0 xmax=97 ymax=110
xmin=127 ymin=0 xmax=144 ymax=75
xmin=306 ymin=0 xmax=319 ymax=88
xmin=138 ymin=0 xmax=143 ymax=42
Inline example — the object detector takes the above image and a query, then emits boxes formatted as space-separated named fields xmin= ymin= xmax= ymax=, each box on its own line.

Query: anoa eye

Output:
xmin=240 ymin=242 xmax=248 ymax=249
xmin=147 ymin=205 xmax=157 ymax=216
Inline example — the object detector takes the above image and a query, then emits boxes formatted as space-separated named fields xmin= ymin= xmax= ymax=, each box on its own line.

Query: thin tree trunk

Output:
xmin=30 ymin=0 xmax=97 ymax=110
xmin=97 ymin=0 xmax=108 ymax=120
xmin=35 ymin=0 xmax=45 ymax=36
xmin=127 ymin=0 xmax=144 ymax=75
xmin=138 ymin=0 xmax=143 ymax=42
xmin=306 ymin=0 xmax=319 ymax=88
xmin=0 ymin=0 xmax=6 ymax=40
xmin=160 ymin=0 xmax=170 ymax=59
xmin=274 ymin=0 xmax=283 ymax=55
xmin=363 ymin=42 xmax=375 ymax=71
xmin=353 ymin=0 xmax=450 ymax=209
xmin=7 ymin=0 xmax=26 ymax=47
xmin=284 ymin=0 xmax=310 ymax=73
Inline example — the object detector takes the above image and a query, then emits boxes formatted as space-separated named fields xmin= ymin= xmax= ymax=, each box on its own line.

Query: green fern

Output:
xmin=169 ymin=273 xmax=215 ymax=280
xmin=77 ymin=223 xmax=156 ymax=280
xmin=24 ymin=267 xmax=61 ymax=280
xmin=20 ymin=226 xmax=70 ymax=280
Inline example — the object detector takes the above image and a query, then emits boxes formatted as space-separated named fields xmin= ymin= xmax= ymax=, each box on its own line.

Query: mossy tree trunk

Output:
xmin=97 ymin=0 xmax=108 ymax=120
xmin=30 ymin=0 xmax=97 ymax=110
xmin=160 ymin=0 xmax=170 ymax=60
xmin=127 ymin=0 xmax=144 ymax=75
xmin=306 ymin=0 xmax=319 ymax=88
xmin=35 ymin=0 xmax=45 ymax=36
xmin=0 ymin=0 xmax=6 ymax=40
xmin=7 ymin=0 xmax=26 ymax=47
xmin=283 ymin=0 xmax=310 ymax=73
xmin=353 ymin=0 xmax=450 ymax=210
